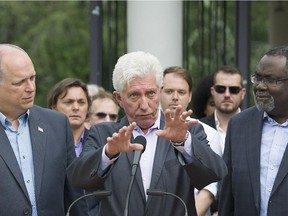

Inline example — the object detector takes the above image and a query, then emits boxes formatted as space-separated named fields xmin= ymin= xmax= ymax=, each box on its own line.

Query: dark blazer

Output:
xmin=0 ymin=105 xmax=88 ymax=216
xmin=200 ymin=113 xmax=216 ymax=129
xmin=67 ymin=113 xmax=227 ymax=216
xmin=219 ymin=106 xmax=288 ymax=216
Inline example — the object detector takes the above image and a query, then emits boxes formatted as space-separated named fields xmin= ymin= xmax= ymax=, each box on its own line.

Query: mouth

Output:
xmin=255 ymin=92 xmax=271 ymax=100
xmin=168 ymin=104 xmax=178 ymax=109
xmin=23 ymin=96 xmax=35 ymax=103
xmin=70 ymin=115 xmax=81 ymax=119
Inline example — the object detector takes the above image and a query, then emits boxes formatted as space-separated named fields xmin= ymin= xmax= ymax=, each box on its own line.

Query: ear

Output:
xmin=113 ymin=91 xmax=122 ymax=106
xmin=241 ymin=88 xmax=247 ymax=99
xmin=188 ymin=91 xmax=192 ymax=103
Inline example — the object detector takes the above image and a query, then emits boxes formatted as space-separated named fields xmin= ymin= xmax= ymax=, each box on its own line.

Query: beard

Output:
xmin=255 ymin=91 xmax=275 ymax=112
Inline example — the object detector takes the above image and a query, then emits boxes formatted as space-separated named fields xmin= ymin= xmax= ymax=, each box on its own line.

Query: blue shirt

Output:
xmin=260 ymin=113 xmax=288 ymax=216
xmin=75 ymin=129 xmax=85 ymax=157
xmin=0 ymin=111 xmax=37 ymax=216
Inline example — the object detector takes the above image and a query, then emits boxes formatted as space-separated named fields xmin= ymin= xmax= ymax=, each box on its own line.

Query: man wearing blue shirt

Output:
xmin=0 ymin=44 xmax=88 ymax=216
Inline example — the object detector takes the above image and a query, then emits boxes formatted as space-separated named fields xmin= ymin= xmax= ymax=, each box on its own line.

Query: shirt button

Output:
xmin=26 ymin=180 xmax=30 ymax=183
xmin=23 ymin=208 xmax=30 ymax=215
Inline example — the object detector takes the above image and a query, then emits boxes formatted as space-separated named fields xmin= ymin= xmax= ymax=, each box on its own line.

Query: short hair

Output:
xmin=192 ymin=74 xmax=214 ymax=118
xmin=163 ymin=66 xmax=193 ymax=92
xmin=91 ymin=90 xmax=119 ymax=110
xmin=112 ymin=51 xmax=163 ymax=94
xmin=87 ymin=84 xmax=105 ymax=97
xmin=47 ymin=78 xmax=91 ymax=110
xmin=265 ymin=45 xmax=288 ymax=74
xmin=214 ymin=65 xmax=243 ymax=86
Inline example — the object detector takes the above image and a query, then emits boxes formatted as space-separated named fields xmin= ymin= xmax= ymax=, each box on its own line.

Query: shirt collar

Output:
xmin=214 ymin=108 xmax=241 ymax=127
xmin=134 ymin=108 xmax=161 ymax=134
xmin=75 ymin=129 xmax=86 ymax=146
xmin=263 ymin=112 xmax=288 ymax=127
xmin=0 ymin=110 xmax=30 ymax=128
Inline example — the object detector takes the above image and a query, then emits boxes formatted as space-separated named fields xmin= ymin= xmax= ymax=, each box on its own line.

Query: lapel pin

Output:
xmin=38 ymin=126 xmax=43 ymax=132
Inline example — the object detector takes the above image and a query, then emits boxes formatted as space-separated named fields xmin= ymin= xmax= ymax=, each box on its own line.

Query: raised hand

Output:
xmin=156 ymin=105 xmax=198 ymax=143
xmin=105 ymin=122 xmax=144 ymax=158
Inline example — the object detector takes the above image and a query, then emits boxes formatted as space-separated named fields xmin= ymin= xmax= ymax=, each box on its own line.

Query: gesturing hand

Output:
xmin=105 ymin=122 xmax=144 ymax=159
xmin=156 ymin=105 xmax=198 ymax=143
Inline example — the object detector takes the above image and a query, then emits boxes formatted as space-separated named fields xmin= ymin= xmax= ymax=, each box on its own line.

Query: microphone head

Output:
xmin=134 ymin=135 xmax=146 ymax=152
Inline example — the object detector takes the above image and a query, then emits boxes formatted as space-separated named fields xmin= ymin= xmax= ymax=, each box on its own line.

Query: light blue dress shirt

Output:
xmin=260 ymin=113 xmax=288 ymax=216
xmin=0 ymin=111 xmax=37 ymax=216
xmin=75 ymin=129 xmax=85 ymax=157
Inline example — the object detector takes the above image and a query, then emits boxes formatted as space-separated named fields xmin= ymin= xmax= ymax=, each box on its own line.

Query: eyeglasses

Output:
xmin=95 ymin=112 xmax=118 ymax=121
xmin=214 ymin=85 xmax=242 ymax=94
xmin=250 ymin=74 xmax=288 ymax=87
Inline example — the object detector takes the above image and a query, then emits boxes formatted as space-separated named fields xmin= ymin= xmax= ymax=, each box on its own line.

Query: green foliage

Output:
xmin=0 ymin=1 xmax=270 ymax=109
xmin=0 ymin=1 xmax=90 ymax=107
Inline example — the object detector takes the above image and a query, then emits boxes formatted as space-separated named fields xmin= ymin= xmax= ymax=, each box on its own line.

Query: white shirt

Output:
xmin=214 ymin=108 xmax=241 ymax=154
xmin=188 ymin=117 xmax=222 ymax=216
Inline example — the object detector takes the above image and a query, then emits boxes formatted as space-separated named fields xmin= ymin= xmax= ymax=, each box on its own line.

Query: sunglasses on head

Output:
xmin=214 ymin=85 xmax=242 ymax=94
xmin=95 ymin=112 xmax=118 ymax=121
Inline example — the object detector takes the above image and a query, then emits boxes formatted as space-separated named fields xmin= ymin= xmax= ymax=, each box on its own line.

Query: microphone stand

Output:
xmin=66 ymin=190 xmax=112 ymax=216
xmin=146 ymin=189 xmax=188 ymax=216
xmin=123 ymin=136 xmax=146 ymax=216
xmin=123 ymin=158 xmax=140 ymax=216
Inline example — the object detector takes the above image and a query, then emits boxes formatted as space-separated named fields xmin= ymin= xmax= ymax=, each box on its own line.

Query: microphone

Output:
xmin=146 ymin=189 xmax=188 ymax=216
xmin=123 ymin=135 xmax=147 ymax=216
xmin=66 ymin=190 xmax=112 ymax=216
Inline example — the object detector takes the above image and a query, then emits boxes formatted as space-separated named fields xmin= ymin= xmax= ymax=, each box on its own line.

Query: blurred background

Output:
xmin=0 ymin=1 xmax=285 ymax=110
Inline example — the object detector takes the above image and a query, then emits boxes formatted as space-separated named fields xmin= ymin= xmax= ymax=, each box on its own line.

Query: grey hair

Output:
xmin=112 ymin=51 xmax=163 ymax=94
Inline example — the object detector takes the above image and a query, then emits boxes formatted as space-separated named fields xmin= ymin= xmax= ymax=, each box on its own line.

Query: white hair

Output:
xmin=112 ymin=51 xmax=163 ymax=94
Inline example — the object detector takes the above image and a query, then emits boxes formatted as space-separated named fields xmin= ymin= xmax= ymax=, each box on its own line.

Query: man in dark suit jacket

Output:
xmin=0 ymin=44 xmax=87 ymax=216
xmin=200 ymin=65 xmax=246 ymax=155
xmin=219 ymin=45 xmax=288 ymax=215
xmin=67 ymin=51 xmax=228 ymax=216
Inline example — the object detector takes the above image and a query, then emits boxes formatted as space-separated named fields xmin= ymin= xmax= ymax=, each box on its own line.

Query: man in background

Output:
xmin=160 ymin=66 xmax=222 ymax=216
xmin=201 ymin=65 xmax=246 ymax=215
xmin=87 ymin=90 xmax=119 ymax=128
xmin=201 ymin=65 xmax=246 ymax=154
xmin=47 ymin=78 xmax=91 ymax=156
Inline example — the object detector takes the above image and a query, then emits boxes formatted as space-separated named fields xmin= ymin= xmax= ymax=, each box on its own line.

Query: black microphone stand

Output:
xmin=146 ymin=189 xmax=188 ymax=216
xmin=66 ymin=190 xmax=112 ymax=216
xmin=123 ymin=135 xmax=146 ymax=216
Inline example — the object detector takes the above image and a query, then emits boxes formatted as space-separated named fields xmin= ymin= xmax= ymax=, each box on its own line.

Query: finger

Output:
xmin=125 ymin=122 xmax=137 ymax=137
xmin=174 ymin=105 xmax=183 ymax=118
xmin=129 ymin=143 xmax=144 ymax=151
xmin=164 ymin=109 xmax=173 ymax=122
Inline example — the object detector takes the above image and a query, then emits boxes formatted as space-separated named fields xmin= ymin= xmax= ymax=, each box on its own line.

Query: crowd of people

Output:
xmin=1 ymin=43 xmax=288 ymax=216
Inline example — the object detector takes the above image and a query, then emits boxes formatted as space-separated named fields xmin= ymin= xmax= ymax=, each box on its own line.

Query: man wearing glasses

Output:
xmin=219 ymin=46 xmax=288 ymax=215
xmin=201 ymin=65 xmax=246 ymax=155
xmin=201 ymin=65 xmax=246 ymax=216
xmin=87 ymin=90 xmax=120 ymax=128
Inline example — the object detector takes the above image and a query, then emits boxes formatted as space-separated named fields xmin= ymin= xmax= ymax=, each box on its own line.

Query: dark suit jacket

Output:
xmin=200 ymin=113 xmax=216 ymax=129
xmin=219 ymin=106 xmax=288 ymax=216
xmin=0 ymin=105 xmax=88 ymax=216
xmin=67 ymin=113 xmax=227 ymax=216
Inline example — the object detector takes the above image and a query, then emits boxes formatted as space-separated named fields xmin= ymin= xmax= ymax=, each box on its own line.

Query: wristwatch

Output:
xmin=170 ymin=131 xmax=189 ymax=146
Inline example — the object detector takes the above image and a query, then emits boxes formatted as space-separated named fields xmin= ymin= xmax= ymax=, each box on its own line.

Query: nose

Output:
xmin=172 ymin=91 xmax=179 ymax=100
xmin=223 ymin=88 xmax=231 ymax=96
xmin=139 ymin=96 xmax=149 ymax=110
xmin=25 ymin=79 xmax=35 ymax=92
xmin=254 ymin=80 xmax=268 ymax=90
xmin=72 ymin=102 xmax=79 ymax=110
